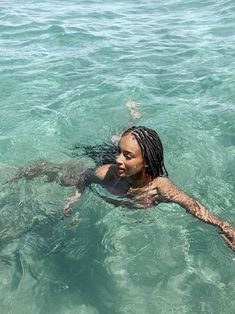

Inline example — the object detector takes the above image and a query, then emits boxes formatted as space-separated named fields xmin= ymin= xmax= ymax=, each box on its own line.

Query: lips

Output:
xmin=117 ymin=167 xmax=125 ymax=175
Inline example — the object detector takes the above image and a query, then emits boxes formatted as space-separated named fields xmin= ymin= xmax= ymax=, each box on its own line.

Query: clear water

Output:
xmin=0 ymin=0 xmax=235 ymax=313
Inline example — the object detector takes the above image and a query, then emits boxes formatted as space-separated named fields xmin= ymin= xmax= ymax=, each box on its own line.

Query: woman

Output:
xmin=64 ymin=126 xmax=235 ymax=251
xmin=7 ymin=125 xmax=235 ymax=250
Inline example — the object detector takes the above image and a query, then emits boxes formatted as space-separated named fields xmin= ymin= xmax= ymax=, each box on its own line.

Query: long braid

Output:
xmin=147 ymin=128 xmax=167 ymax=176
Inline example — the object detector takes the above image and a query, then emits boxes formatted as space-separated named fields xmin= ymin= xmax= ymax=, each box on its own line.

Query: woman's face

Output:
xmin=116 ymin=133 xmax=146 ymax=177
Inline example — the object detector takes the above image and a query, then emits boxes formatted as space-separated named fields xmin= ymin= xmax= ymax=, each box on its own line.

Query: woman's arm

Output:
xmin=63 ymin=189 xmax=82 ymax=215
xmin=156 ymin=177 xmax=235 ymax=251
xmin=62 ymin=165 xmax=112 ymax=214
xmin=62 ymin=172 xmax=88 ymax=215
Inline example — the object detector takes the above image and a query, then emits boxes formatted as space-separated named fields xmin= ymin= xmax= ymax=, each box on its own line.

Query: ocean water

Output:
xmin=0 ymin=0 xmax=235 ymax=313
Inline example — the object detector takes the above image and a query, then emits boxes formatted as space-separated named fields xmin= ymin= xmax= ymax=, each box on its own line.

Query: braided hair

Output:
xmin=72 ymin=126 xmax=168 ymax=178
xmin=122 ymin=126 xmax=168 ymax=177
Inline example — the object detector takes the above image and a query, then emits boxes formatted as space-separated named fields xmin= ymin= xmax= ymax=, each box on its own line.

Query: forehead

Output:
xmin=119 ymin=133 xmax=142 ymax=154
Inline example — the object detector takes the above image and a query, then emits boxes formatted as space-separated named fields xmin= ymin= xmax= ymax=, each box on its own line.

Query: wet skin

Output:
xmin=89 ymin=133 xmax=235 ymax=251
xmin=11 ymin=133 xmax=235 ymax=250
xmin=95 ymin=134 xmax=153 ymax=196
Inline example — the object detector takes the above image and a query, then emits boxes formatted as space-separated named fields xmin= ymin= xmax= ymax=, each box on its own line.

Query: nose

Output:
xmin=116 ymin=153 xmax=124 ymax=165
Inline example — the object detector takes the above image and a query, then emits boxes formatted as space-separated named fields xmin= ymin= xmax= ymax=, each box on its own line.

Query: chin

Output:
xmin=117 ymin=171 xmax=126 ymax=177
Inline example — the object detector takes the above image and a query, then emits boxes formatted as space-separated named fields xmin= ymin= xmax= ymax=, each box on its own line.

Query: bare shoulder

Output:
xmin=154 ymin=176 xmax=194 ymax=205
xmin=154 ymin=176 xmax=182 ymax=199
xmin=95 ymin=164 xmax=113 ymax=180
xmin=154 ymin=176 xmax=175 ymax=190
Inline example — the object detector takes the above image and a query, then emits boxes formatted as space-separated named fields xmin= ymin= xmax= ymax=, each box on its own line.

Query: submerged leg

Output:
xmin=5 ymin=161 xmax=88 ymax=187
xmin=125 ymin=100 xmax=142 ymax=120
xmin=111 ymin=101 xmax=142 ymax=145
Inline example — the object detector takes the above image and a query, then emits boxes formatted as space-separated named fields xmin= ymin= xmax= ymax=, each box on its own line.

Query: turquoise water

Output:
xmin=0 ymin=0 xmax=235 ymax=313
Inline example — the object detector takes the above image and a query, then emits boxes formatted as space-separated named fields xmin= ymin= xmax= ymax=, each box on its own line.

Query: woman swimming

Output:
xmin=64 ymin=126 xmax=235 ymax=251
xmin=6 ymin=125 xmax=235 ymax=251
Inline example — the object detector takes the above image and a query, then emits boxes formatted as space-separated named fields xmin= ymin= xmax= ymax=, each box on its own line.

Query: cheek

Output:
xmin=126 ymin=161 xmax=144 ymax=175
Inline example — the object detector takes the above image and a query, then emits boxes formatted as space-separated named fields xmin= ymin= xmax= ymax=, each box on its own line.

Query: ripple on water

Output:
xmin=0 ymin=0 xmax=235 ymax=312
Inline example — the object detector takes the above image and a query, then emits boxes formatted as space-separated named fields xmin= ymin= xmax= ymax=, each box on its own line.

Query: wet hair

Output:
xmin=73 ymin=126 xmax=168 ymax=177
xmin=73 ymin=142 xmax=118 ymax=165
xmin=122 ymin=126 xmax=168 ymax=177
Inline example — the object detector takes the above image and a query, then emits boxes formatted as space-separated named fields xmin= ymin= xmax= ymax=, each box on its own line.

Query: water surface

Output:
xmin=0 ymin=0 xmax=235 ymax=313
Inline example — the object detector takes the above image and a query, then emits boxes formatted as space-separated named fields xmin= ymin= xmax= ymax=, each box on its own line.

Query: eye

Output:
xmin=124 ymin=153 xmax=133 ymax=160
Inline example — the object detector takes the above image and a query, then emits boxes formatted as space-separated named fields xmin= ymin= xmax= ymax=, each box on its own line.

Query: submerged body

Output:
xmin=7 ymin=126 xmax=235 ymax=251
xmin=71 ymin=127 xmax=235 ymax=251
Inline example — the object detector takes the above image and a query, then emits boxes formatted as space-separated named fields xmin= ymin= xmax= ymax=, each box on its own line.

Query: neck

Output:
xmin=129 ymin=171 xmax=152 ymax=189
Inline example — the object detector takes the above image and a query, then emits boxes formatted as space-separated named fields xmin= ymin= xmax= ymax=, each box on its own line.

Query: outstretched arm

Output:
xmin=156 ymin=177 xmax=235 ymax=251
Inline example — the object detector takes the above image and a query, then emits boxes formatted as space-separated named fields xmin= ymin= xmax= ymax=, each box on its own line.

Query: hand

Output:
xmin=62 ymin=190 xmax=81 ymax=215
xmin=220 ymin=223 xmax=235 ymax=251
xmin=63 ymin=204 xmax=72 ymax=215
